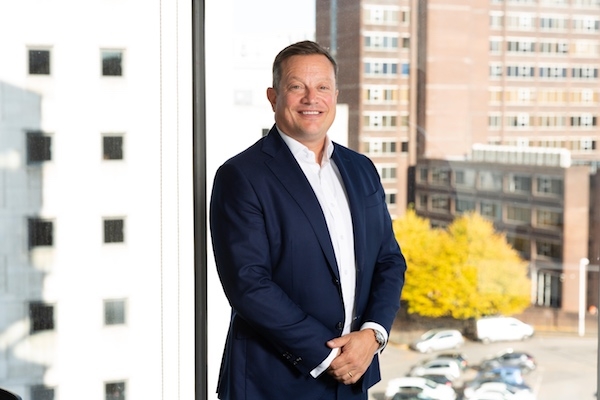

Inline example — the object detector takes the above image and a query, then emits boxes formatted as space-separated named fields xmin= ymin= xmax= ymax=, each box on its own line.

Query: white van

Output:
xmin=473 ymin=317 xmax=534 ymax=343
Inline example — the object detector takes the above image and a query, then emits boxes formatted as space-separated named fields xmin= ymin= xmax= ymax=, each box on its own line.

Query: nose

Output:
xmin=302 ymin=87 xmax=318 ymax=104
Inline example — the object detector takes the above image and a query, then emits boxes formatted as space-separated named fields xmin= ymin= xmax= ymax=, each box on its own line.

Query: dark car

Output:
xmin=436 ymin=352 xmax=469 ymax=370
xmin=479 ymin=349 xmax=536 ymax=372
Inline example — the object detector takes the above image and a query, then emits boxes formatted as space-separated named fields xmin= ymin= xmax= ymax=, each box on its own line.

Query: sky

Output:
xmin=233 ymin=0 xmax=316 ymax=33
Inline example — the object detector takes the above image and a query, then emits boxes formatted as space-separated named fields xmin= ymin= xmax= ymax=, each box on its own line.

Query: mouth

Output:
xmin=300 ymin=110 xmax=321 ymax=115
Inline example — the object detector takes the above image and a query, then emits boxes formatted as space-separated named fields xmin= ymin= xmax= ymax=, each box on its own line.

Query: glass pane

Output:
xmin=212 ymin=0 xmax=598 ymax=399
xmin=1 ymin=1 xmax=195 ymax=399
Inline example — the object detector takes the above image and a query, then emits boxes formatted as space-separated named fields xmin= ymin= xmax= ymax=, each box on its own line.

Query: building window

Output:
xmin=105 ymin=299 xmax=126 ymax=325
xmin=380 ymin=167 xmax=397 ymax=180
xmin=536 ymin=240 xmax=562 ymax=260
xmin=27 ymin=131 xmax=52 ymax=163
xmin=478 ymin=171 xmax=503 ymax=191
xmin=418 ymin=167 xmax=428 ymax=183
xmin=364 ymin=61 xmax=398 ymax=76
xmin=506 ymin=205 xmax=531 ymax=224
xmin=509 ymin=174 xmax=532 ymax=193
xmin=103 ymin=135 xmax=124 ymax=160
xmin=536 ymin=270 xmax=562 ymax=308
xmin=102 ymin=50 xmax=123 ymax=76
xmin=455 ymin=198 xmax=476 ymax=214
xmin=105 ymin=381 xmax=126 ymax=400
xmin=104 ymin=218 xmax=125 ymax=243
xmin=536 ymin=176 xmax=563 ymax=195
xmin=416 ymin=194 xmax=428 ymax=210
xmin=480 ymin=201 xmax=502 ymax=220
xmin=572 ymin=67 xmax=599 ymax=79
xmin=539 ymin=66 xmax=567 ymax=78
xmin=571 ymin=114 xmax=597 ymax=127
xmin=454 ymin=169 xmax=476 ymax=187
xmin=28 ymin=218 xmax=53 ymax=248
xmin=31 ymin=385 xmax=55 ymax=400
xmin=28 ymin=49 xmax=50 ymax=75
xmin=385 ymin=192 xmax=397 ymax=205
xmin=431 ymin=168 xmax=450 ymax=185
xmin=431 ymin=195 xmax=450 ymax=212
xmin=536 ymin=209 xmax=563 ymax=228
xmin=29 ymin=302 xmax=54 ymax=333
xmin=506 ymin=234 xmax=531 ymax=258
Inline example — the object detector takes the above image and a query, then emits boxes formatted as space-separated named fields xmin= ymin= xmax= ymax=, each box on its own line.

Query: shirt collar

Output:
xmin=276 ymin=126 xmax=334 ymax=164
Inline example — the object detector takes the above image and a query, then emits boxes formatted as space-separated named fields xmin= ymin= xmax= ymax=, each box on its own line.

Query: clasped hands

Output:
xmin=326 ymin=329 xmax=380 ymax=385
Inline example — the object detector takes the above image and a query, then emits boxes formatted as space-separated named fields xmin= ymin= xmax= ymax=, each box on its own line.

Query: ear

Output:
xmin=266 ymin=87 xmax=277 ymax=112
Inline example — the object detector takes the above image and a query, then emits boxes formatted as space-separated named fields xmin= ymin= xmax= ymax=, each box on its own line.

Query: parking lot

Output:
xmin=368 ymin=333 xmax=598 ymax=400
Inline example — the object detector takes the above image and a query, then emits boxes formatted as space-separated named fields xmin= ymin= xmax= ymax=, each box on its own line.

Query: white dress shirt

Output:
xmin=277 ymin=130 xmax=387 ymax=378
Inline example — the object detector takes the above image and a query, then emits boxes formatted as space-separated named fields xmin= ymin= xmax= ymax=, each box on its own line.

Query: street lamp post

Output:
xmin=579 ymin=257 xmax=589 ymax=337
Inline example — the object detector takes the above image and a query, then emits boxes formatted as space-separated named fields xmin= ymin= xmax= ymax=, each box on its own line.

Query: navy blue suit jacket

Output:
xmin=210 ymin=126 xmax=406 ymax=400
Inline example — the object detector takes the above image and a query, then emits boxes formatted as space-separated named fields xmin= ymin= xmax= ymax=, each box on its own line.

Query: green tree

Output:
xmin=394 ymin=209 xmax=531 ymax=319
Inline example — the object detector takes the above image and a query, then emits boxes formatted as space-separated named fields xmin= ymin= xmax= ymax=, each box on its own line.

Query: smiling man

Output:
xmin=210 ymin=40 xmax=407 ymax=400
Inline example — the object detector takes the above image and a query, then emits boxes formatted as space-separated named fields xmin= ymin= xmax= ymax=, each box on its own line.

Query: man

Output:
xmin=210 ymin=40 xmax=406 ymax=400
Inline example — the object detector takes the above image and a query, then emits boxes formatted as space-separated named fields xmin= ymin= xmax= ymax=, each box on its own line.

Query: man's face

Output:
xmin=267 ymin=54 xmax=338 ymax=148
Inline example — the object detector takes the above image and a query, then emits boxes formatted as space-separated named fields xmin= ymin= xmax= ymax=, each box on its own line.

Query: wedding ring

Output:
xmin=348 ymin=371 xmax=353 ymax=378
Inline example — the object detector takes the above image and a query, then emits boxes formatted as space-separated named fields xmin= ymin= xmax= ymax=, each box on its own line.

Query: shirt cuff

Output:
xmin=360 ymin=322 xmax=388 ymax=353
xmin=310 ymin=347 xmax=340 ymax=378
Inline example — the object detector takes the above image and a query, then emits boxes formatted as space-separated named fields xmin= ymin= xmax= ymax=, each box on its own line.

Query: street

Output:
xmin=369 ymin=333 xmax=598 ymax=400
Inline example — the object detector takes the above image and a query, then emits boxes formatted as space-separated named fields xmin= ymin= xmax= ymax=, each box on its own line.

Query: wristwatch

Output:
xmin=373 ymin=329 xmax=385 ymax=347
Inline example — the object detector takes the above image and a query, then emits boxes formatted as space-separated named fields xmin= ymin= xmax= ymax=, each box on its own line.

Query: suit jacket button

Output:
xmin=336 ymin=322 xmax=343 ymax=331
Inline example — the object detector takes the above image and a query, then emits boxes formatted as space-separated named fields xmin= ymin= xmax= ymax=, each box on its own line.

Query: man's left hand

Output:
xmin=325 ymin=329 xmax=379 ymax=385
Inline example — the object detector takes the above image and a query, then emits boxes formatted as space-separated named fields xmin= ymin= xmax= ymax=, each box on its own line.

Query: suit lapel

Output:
xmin=262 ymin=129 xmax=340 ymax=280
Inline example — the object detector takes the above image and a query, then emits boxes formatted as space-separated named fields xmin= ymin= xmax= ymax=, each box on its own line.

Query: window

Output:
xmin=102 ymin=50 xmax=123 ymax=76
xmin=478 ymin=171 xmax=503 ymax=191
xmin=29 ymin=302 xmax=54 ymax=333
xmin=103 ymin=135 xmax=124 ymax=160
xmin=506 ymin=235 xmax=531 ymax=257
xmin=509 ymin=174 xmax=532 ymax=193
xmin=27 ymin=132 xmax=52 ymax=163
xmin=480 ymin=201 xmax=502 ymax=220
xmin=418 ymin=167 xmax=428 ymax=183
xmin=537 ymin=176 xmax=563 ymax=195
xmin=572 ymin=67 xmax=599 ymax=79
xmin=431 ymin=195 xmax=450 ymax=212
xmin=28 ymin=49 xmax=50 ymax=75
xmin=380 ymin=166 xmax=397 ymax=180
xmin=104 ymin=218 xmax=125 ymax=243
xmin=105 ymin=381 xmax=126 ymax=400
xmin=455 ymin=198 xmax=476 ymax=214
xmin=417 ymin=194 xmax=428 ymax=210
xmin=431 ymin=168 xmax=450 ymax=185
xmin=506 ymin=205 xmax=531 ymax=224
xmin=385 ymin=192 xmax=397 ymax=205
xmin=364 ymin=61 xmax=398 ymax=76
xmin=536 ymin=209 xmax=563 ymax=228
xmin=104 ymin=299 xmax=126 ymax=325
xmin=28 ymin=218 xmax=53 ymax=248
xmin=536 ymin=240 xmax=562 ymax=259
xmin=31 ymin=385 xmax=55 ymax=400
xmin=454 ymin=169 xmax=476 ymax=187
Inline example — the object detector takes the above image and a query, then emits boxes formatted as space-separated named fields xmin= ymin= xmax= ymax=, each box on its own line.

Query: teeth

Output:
xmin=302 ymin=111 xmax=319 ymax=115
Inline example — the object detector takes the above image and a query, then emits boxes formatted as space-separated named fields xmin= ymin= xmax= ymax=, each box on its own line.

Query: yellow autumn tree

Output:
xmin=394 ymin=209 xmax=531 ymax=319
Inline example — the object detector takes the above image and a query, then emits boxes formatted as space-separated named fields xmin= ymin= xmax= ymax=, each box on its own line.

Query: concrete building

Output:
xmin=316 ymin=0 xmax=600 ymax=313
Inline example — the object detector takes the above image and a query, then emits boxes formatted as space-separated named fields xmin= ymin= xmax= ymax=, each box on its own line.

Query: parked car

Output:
xmin=409 ymin=329 xmax=465 ymax=353
xmin=479 ymin=349 xmax=537 ymax=372
xmin=470 ymin=317 xmax=534 ymax=343
xmin=408 ymin=358 xmax=462 ymax=381
xmin=463 ymin=366 xmax=531 ymax=397
xmin=420 ymin=374 xmax=455 ymax=388
xmin=435 ymin=352 xmax=469 ymax=370
xmin=384 ymin=377 xmax=457 ymax=400
xmin=463 ymin=381 xmax=536 ymax=400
